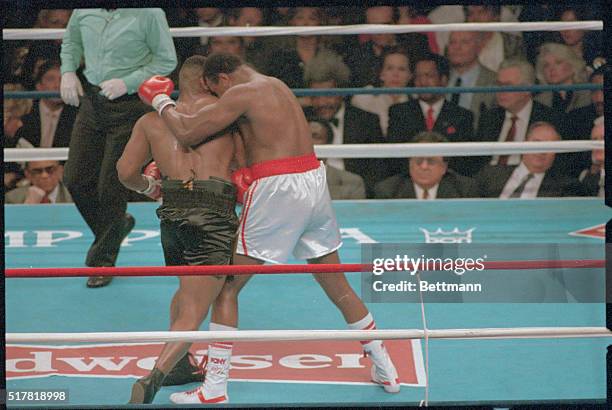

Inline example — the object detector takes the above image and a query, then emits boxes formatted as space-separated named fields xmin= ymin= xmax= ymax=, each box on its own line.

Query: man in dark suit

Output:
xmin=15 ymin=60 xmax=77 ymax=148
xmin=304 ymin=53 xmax=385 ymax=197
xmin=476 ymin=122 xmax=584 ymax=198
xmin=309 ymin=118 xmax=366 ymax=199
xmin=474 ymin=58 xmax=563 ymax=175
xmin=343 ymin=6 xmax=429 ymax=87
xmin=387 ymin=53 xmax=474 ymax=176
xmin=375 ymin=132 xmax=479 ymax=199
xmin=578 ymin=116 xmax=604 ymax=197
xmin=562 ymin=63 xmax=607 ymax=176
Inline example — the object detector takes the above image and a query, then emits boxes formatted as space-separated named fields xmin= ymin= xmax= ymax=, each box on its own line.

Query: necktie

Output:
xmin=498 ymin=115 xmax=518 ymax=166
xmin=450 ymin=77 xmax=462 ymax=105
xmin=40 ymin=194 xmax=51 ymax=204
xmin=422 ymin=188 xmax=429 ymax=200
xmin=510 ymin=173 xmax=534 ymax=198
xmin=425 ymin=106 xmax=434 ymax=131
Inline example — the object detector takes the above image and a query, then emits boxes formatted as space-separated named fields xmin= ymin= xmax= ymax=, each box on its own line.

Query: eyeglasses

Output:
xmin=28 ymin=165 xmax=58 ymax=175
xmin=411 ymin=158 xmax=445 ymax=166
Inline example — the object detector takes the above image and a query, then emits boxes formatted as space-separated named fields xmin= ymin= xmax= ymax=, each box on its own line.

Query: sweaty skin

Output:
xmin=160 ymin=65 xmax=313 ymax=166
xmin=118 ymin=90 xmax=240 ymax=389
xmin=118 ymin=94 xmax=236 ymax=191
xmin=159 ymin=62 xmax=370 ymax=329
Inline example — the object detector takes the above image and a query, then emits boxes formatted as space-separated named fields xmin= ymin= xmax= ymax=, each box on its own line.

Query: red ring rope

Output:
xmin=5 ymin=259 xmax=604 ymax=278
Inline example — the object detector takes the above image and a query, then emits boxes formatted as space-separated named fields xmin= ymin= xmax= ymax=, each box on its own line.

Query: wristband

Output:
xmin=152 ymin=94 xmax=176 ymax=115
xmin=136 ymin=174 xmax=159 ymax=195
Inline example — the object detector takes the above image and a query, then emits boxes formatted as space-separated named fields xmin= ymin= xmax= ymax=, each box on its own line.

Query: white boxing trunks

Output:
xmin=236 ymin=153 xmax=342 ymax=263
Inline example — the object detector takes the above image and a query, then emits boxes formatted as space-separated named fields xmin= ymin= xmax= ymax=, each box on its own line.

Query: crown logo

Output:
xmin=419 ymin=227 xmax=475 ymax=243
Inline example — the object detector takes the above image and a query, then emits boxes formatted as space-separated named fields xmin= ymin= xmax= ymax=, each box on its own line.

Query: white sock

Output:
xmin=347 ymin=312 xmax=379 ymax=349
xmin=203 ymin=322 xmax=236 ymax=397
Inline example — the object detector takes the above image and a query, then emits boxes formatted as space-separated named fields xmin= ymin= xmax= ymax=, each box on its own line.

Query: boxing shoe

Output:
xmin=169 ymin=386 xmax=228 ymax=404
xmin=365 ymin=341 xmax=400 ymax=393
xmin=162 ymin=352 xmax=206 ymax=386
xmin=86 ymin=213 xmax=135 ymax=288
xmin=128 ymin=368 xmax=165 ymax=404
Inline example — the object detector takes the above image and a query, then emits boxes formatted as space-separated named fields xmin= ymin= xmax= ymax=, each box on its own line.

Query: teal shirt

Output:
xmin=60 ymin=8 xmax=177 ymax=94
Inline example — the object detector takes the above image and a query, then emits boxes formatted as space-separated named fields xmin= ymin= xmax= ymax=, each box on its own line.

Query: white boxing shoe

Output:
xmin=169 ymin=386 xmax=228 ymax=404
xmin=366 ymin=342 xmax=400 ymax=393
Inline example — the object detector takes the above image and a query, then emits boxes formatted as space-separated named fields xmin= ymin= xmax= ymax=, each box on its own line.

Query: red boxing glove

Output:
xmin=138 ymin=76 xmax=176 ymax=114
xmin=231 ymin=168 xmax=253 ymax=204
xmin=138 ymin=161 xmax=162 ymax=200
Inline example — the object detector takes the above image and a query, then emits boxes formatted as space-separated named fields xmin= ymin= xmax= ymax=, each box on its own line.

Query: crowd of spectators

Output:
xmin=3 ymin=4 xmax=606 ymax=202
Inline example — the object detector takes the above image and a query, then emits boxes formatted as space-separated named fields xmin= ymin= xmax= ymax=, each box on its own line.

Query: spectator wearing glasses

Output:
xmin=374 ymin=131 xmax=479 ymax=199
xmin=6 ymin=160 xmax=72 ymax=204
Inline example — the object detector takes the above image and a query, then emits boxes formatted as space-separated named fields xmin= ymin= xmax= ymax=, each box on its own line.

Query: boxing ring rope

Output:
xmin=5 ymin=258 xmax=605 ymax=278
xmin=4 ymin=140 xmax=603 ymax=162
xmin=3 ymin=20 xmax=602 ymax=41
xmin=4 ymin=83 xmax=604 ymax=100
xmin=7 ymin=327 xmax=611 ymax=344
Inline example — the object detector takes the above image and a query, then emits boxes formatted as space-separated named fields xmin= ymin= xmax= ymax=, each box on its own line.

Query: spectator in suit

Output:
xmin=534 ymin=43 xmax=591 ymax=114
xmin=194 ymin=8 xmax=224 ymax=48
xmin=475 ymin=58 xmax=563 ymax=172
xmin=309 ymin=118 xmax=366 ymax=199
xmin=304 ymin=52 xmax=385 ymax=197
xmin=579 ymin=116 xmax=605 ymax=197
xmin=476 ymin=122 xmax=583 ymax=198
xmin=15 ymin=60 xmax=77 ymax=148
xmin=566 ymin=62 xmax=606 ymax=139
xmin=226 ymin=8 xmax=269 ymax=74
xmin=5 ymin=9 xmax=71 ymax=89
xmin=446 ymin=31 xmax=497 ymax=128
xmin=5 ymin=160 xmax=72 ymax=204
xmin=562 ymin=62 xmax=607 ymax=175
xmin=351 ymin=47 xmax=413 ymax=137
xmin=387 ymin=53 xmax=474 ymax=176
xmin=267 ymin=8 xmax=342 ymax=90
xmin=345 ymin=6 xmax=429 ymax=87
xmin=465 ymin=5 xmax=524 ymax=72
xmin=555 ymin=6 xmax=603 ymax=67
xmin=375 ymin=131 xmax=479 ymax=199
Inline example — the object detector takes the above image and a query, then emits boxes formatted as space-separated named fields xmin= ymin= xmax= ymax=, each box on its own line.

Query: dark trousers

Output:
xmin=63 ymin=83 xmax=151 ymax=267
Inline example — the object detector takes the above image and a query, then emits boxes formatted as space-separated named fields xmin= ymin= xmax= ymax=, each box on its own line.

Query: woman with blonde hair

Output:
xmin=3 ymin=83 xmax=33 ymax=148
xmin=535 ymin=42 xmax=590 ymax=113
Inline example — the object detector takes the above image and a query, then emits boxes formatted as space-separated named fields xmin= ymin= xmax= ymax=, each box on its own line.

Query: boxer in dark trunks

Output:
xmin=117 ymin=55 xmax=239 ymax=404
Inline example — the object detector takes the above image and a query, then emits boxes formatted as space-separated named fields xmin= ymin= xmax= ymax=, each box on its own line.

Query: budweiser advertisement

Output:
xmin=7 ymin=340 xmax=425 ymax=387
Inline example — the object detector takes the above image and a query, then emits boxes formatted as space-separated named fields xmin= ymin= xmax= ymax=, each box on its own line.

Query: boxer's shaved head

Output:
xmin=179 ymin=55 xmax=207 ymax=92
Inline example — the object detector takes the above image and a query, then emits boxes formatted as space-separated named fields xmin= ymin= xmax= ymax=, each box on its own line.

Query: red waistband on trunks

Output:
xmin=250 ymin=153 xmax=320 ymax=180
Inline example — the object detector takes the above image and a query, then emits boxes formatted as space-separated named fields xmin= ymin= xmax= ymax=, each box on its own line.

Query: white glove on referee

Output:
xmin=99 ymin=78 xmax=128 ymax=100
xmin=60 ymin=72 xmax=84 ymax=107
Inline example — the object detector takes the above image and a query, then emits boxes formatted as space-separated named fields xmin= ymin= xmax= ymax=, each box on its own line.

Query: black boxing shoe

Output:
xmin=86 ymin=213 xmax=135 ymax=288
xmin=128 ymin=368 xmax=165 ymax=404
xmin=162 ymin=352 xmax=207 ymax=386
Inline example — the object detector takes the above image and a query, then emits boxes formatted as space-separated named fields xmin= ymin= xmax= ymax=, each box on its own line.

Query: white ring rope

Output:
xmin=4 ymin=141 xmax=603 ymax=162
xmin=7 ymin=327 xmax=611 ymax=344
xmin=2 ymin=21 xmax=603 ymax=41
